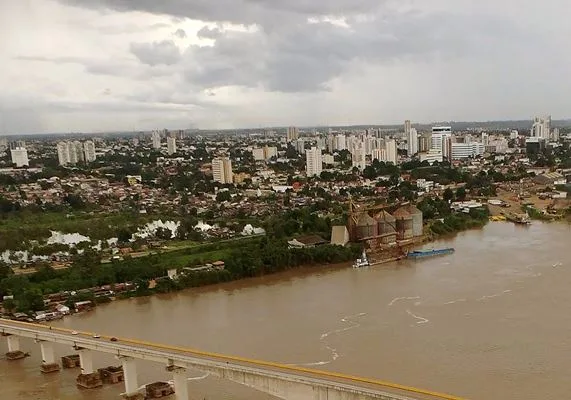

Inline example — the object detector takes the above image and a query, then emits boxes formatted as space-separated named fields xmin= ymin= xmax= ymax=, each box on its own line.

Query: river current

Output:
xmin=1 ymin=221 xmax=570 ymax=400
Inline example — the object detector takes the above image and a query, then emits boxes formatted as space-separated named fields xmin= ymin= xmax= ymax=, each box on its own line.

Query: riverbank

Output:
xmin=42 ymin=222 xmax=571 ymax=400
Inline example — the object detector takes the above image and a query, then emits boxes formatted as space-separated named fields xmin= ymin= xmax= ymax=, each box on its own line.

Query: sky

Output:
xmin=1 ymin=0 xmax=570 ymax=134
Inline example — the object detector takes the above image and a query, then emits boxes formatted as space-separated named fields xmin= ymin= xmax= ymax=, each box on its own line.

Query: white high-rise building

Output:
xmin=335 ymin=134 xmax=346 ymax=151
xmin=352 ymin=144 xmax=366 ymax=170
xmin=83 ymin=141 xmax=96 ymax=162
xmin=73 ymin=141 xmax=84 ymax=163
xmin=481 ymin=132 xmax=489 ymax=147
xmin=212 ymin=157 xmax=233 ymax=184
xmin=371 ymin=148 xmax=387 ymax=162
xmin=10 ymin=145 xmax=29 ymax=167
xmin=151 ymin=131 xmax=161 ymax=149
xmin=404 ymin=120 xmax=411 ymax=138
xmin=385 ymin=139 xmax=398 ymax=165
xmin=167 ymin=137 xmax=177 ymax=155
xmin=305 ymin=147 xmax=323 ymax=177
xmin=532 ymin=115 xmax=551 ymax=139
xmin=431 ymin=126 xmax=452 ymax=160
xmin=326 ymin=134 xmax=336 ymax=153
xmin=57 ymin=142 xmax=70 ymax=165
xmin=286 ymin=126 xmax=299 ymax=142
xmin=408 ymin=127 xmax=418 ymax=156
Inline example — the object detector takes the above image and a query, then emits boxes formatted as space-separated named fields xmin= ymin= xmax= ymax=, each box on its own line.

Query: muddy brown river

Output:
xmin=1 ymin=221 xmax=570 ymax=400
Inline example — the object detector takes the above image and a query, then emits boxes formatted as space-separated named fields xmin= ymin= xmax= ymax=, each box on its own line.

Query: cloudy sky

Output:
xmin=1 ymin=0 xmax=570 ymax=134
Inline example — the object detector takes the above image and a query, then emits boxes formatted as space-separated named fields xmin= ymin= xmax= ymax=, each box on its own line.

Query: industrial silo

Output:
xmin=392 ymin=206 xmax=413 ymax=240
xmin=375 ymin=210 xmax=397 ymax=244
xmin=356 ymin=212 xmax=378 ymax=240
xmin=407 ymin=205 xmax=424 ymax=237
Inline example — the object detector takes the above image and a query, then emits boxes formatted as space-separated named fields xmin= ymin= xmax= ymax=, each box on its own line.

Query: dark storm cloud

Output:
xmin=58 ymin=0 xmax=536 ymax=92
xmin=129 ymin=40 xmax=181 ymax=66
xmin=57 ymin=0 xmax=385 ymax=26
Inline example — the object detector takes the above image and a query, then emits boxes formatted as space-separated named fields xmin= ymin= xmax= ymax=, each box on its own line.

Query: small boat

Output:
xmin=407 ymin=248 xmax=455 ymax=259
xmin=353 ymin=249 xmax=370 ymax=268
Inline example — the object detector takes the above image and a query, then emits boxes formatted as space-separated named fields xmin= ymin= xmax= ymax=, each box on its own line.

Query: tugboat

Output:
xmin=353 ymin=249 xmax=370 ymax=268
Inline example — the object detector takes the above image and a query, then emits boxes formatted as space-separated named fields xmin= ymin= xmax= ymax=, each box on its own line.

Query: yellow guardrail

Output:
xmin=0 ymin=319 xmax=465 ymax=400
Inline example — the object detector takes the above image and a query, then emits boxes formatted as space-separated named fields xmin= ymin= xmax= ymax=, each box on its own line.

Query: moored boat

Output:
xmin=352 ymin=249 xmax=370 ymax=268
xmin=407 ymin=248 xmax=455 ymax=259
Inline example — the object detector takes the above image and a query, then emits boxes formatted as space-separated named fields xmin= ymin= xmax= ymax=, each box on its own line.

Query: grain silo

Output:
xmin=356 ymin=212 xmax=378 ymax=240
xmin=392 ymin=206 xmax=413 ymax=240
xmin=375 ymin=210 xmax=397 ymax=244
xmin=406 ymin=204 xmax=423 ymax=237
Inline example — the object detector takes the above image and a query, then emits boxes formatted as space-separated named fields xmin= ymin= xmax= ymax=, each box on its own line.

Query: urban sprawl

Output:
xmin=0 ymin=116 xmax=570 ymax=320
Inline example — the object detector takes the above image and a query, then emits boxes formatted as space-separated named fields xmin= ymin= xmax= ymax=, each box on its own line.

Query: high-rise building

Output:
xmin=418 ymin=132 xmax=432 ymax=153
xmin=335 ymin=134 xmax=346 ymax=151
xmin=408 ymin=127 xmax=418 ymax=156
xmin=73 ymin=141 xmax=85 ymax=163
xmin=286 ymin=126 xmax=299 ymax=142
xmin=385 ymin=139 xmax=398 ymax=165
xmin=151 ymin=131 xmax=161 ymax=149
xmin=481 ymin=132 xmax=489 ymax=147
xmin=167 ymin=137 xmax=177 ymax=155
xmin=83 ymin=140 xmax=96 ymax=162
xmin=305 ymin=147 xmax=323 ymax=177
xmin=371 ymin=148 xmax=387 ymax=162
xmin=212 ymin=157 xmax=233 ymax=184
xmin=326 ymin=134 xmax=336 ymax=153
xmin=352 ymin=144 xmax=366 ymax=170
xmin=10 ymin=145 xmax=29 ymax=167
xmin=431 ymin=126 xmax=452 ymax=160
xmin=295 ymin=138 xmax=305 ymax=154
xmin=552 ymin=128 xmax=560 ymax=141
xmin=404 ymin=120 xmax=411 ymax=138
xmin=532 ymin=115 xmax=551 ymax=140
xmin=57 ymin=142 xmax=70 ymax=166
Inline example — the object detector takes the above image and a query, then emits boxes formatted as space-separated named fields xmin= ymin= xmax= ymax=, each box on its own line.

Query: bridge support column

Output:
xmin=78 ymin=349 xmax=94 ymax=374
xmin=39 ymin=341 xmax=60 ymax=373
xmin=119 ymin=356 xmax=143 ymax=400
xmin=5 ymin=334 xmax=27 ymax=360
xmin=172 ymin=367 xmax=189 ymax=400
xmin=76 ymin=349 xmax=102 ymax=389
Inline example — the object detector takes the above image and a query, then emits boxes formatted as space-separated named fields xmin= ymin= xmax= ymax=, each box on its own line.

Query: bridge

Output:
xmin=0 ymin=319 xmax=464 ymax=400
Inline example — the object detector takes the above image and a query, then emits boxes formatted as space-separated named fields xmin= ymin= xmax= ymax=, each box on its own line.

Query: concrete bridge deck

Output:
xmin=0 ymin=318 xmax=465 ymax=400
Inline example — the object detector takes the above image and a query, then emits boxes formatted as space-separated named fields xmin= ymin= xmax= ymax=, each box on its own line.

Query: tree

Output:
xmin=117 ymin=228 xmax=133 ymax=243
xmin=443 ymin=188 xmax=455 ymax=202
xmin=216 ymin=191 xmax=231 ymax=202
xmin=2 ymin=298 xmax=16 ymax=314
xmin=456 ymin=187 xmax=467 ymax=201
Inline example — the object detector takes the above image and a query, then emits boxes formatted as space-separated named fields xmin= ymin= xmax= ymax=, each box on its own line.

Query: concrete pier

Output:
xmin=119 ymin=356 xmax=144 ymax=400
xmin=39 ymin=341 xmax=60 ymax=373
xmin=5 ymin=334 xmax=27 ymax=360
xmin=172 ymin=367 xmax=189 ymax=400
xmin=77 ymin=349 xmax=102 ymax=389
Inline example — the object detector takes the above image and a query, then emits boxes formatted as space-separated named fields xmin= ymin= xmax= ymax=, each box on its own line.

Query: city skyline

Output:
xmin=1 ymin=0 xmax=571 ymax=134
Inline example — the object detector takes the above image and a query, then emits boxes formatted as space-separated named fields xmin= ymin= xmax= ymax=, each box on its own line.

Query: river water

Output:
xmin=1 ymin=222 xmax=570 ymax=400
